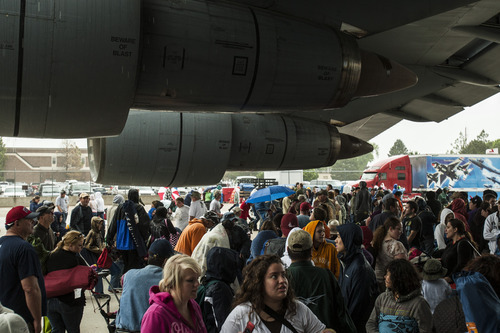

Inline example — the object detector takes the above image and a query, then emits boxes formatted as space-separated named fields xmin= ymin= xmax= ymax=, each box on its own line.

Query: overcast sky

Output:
xmin=3 ymin=92 xmax=500 ymax=161
xmin=371 ymin=92 xmax=500 ymax=158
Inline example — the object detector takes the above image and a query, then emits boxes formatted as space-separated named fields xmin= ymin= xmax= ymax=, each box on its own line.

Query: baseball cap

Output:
xmin=221 ymin=212 xmax=238 ymax=223
xmin=42 ymin=201 xmax=54 ymax=208
xmin=232 ymin=207 xmax=242 ymax=214
xmin=300 ymin=202 xmax=312 ymax=212
xmin=470 ymin=195 xmax=482 ymax=206
xmin=0 ymin=305 xmax=29 ymax=332
xmin=79 ymin=192 xmax=90 ymax=198
xmin=6 ymin=206 xmax=40 ymax=226
xmin=281 ymin=213 xmax=298 ymax=237
xmin=36 ymin=205 xmax=55 ymax=215
xmin=201 ymin=211 xmax=219 ymax=225
xmin=148 ymin=239 xmax=174 ymax=258
xmin=287 ymin=229 xmax=313 ymax=253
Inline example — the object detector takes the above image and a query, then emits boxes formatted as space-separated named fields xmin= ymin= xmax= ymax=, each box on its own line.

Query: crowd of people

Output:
xmin=0 ymin=182 xmax=499 ymax=332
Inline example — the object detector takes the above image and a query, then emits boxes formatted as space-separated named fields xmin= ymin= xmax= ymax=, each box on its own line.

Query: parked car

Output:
xmin=0 ymin=185 xmax=27 ymax=198
xmin=68 ymin=182 xmax=92 ymax=196
xmin=135 ymin=186 xmax=155 ymax=196
xmin=0 ymin=181 xmax=11 ymax=194
xmin=92 ymin=186 xmax=109 ymax=195
xmin=40 ymin=184 xmax=64 ymax=197
xmin=111 ymin=185 xmax=131 ymax=196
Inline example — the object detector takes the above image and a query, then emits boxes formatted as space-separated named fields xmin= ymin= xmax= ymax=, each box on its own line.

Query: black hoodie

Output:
xmin=201 ymin=247 xmax=239 ymax=332
xmin=337 ymin=223 xmax=379 ymax=333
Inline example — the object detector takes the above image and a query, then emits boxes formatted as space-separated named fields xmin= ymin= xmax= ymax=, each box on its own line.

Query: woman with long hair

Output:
xmin=372 ymin=216 xmax=408 ymax=292
xmin=46 ymin=230 xmax=87 ymax=333
xmin=149 ymin=206 xmax=177 ymax=243
xmin=366 ymin=259 xmax=432 ymax=332
xmin=221 ymin=255 xmax=329 ymax=332
xmin=141 ymin=254 xmax=206 ymax=332
xmin=440 ymin=218 xmax=478 ymax=283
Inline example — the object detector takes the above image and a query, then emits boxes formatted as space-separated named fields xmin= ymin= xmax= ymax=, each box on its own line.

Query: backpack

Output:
xmin=196 ymin=279 xmax=221 ymax=333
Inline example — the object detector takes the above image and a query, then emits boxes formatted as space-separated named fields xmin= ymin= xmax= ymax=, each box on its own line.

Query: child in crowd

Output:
xmin=421 ymin=259 xmax=452 ymax=313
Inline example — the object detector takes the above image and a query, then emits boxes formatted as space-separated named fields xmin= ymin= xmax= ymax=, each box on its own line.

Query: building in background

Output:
xmin=3 ymin=147 xmax=90 ymax=184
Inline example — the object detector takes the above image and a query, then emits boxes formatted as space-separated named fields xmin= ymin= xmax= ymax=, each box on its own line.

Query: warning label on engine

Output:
xmin=317 ymin=65 xmax=336 ymax=81
xmin=111 ymin=36 xmax=136 ymax=57
xmin=0 ymin=42 xmax=14 ymax=50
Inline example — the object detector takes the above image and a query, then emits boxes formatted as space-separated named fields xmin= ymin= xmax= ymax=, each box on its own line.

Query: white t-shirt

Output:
xmin=55 ymin=195 xmax=69 ymax=213
xmin=189 ymin=200 xmax=207 ymax=219
xmin=172 ymin=205 xmax=190 ymax=231
xmin=210 ymin=199 xmax=221 ymax=214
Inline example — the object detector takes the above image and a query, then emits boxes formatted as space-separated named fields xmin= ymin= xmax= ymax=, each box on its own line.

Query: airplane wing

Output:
xmin=1 ymin=0 xmax=500 ymax=186
xmin=332 ymin=0 xmax=500 ymax=139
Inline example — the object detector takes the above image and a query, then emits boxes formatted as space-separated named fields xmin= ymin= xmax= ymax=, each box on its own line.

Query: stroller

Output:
xmin=79 ymin=250 xmax=121 ymax=333
xmin=89 ymin=269 xmax=121 ymax=333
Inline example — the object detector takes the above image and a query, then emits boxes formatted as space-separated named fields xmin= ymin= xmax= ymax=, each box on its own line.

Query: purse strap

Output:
xmin=263 ymin=305 xmax=298 ymax=333
xmin=78 ymin=252 xmax=91 ymax=267
xmin=466 ymin=239 xmax=482 ymax=257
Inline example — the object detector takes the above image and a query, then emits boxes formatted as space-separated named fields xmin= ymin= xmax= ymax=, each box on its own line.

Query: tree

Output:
xmin=0 ymin=137 xmax=6 ymax=181
xmin=327 ymin=142 xmax=377 ymax=181
xmin=450 ymin=130 xmax=468 ymax=154
xmin=59 ymin=140 xmax=83 ymax=180
xmin=461 ymin=139 xmax=489 ymax=154
xmin=489 ymin=138 xmax=500 ymax=151
xmin=303 ymin=170 xmax=318 ymax=182
xmin=388 ymin=139 xmax=409 ymax=156
xmin=449 ymin=129 xmax=494 ymax=154
xmin=329 ymin=153 xmax=375 ymax=181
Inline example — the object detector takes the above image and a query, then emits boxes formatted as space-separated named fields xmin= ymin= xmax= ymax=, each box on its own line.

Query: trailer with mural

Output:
xmin=359 ymin=154 xmax=500 ymax=197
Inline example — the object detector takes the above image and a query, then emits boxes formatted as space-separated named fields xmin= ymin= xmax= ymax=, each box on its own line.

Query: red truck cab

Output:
xmin=359 ymin=155 xmax=412 ymax=191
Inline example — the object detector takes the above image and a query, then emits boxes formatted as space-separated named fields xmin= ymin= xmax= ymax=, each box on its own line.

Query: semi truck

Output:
xmin=358 ymin=154 xmax=500 ymax=197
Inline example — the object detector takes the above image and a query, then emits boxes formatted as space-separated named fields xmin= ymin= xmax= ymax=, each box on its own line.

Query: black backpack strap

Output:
xmin=263 ymin=305 xmax=298 ymax=333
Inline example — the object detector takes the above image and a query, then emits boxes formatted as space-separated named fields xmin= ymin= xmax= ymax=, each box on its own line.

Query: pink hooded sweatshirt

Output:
xmin=141 ymin=286 xmax=207 ymax=333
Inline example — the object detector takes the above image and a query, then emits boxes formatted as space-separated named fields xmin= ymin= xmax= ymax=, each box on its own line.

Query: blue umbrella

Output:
xmin=246 ymin=185 xmax=295 ymax=204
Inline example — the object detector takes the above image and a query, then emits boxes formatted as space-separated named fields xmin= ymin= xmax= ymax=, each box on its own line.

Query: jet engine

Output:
xmin=1 ymin=0 xmax=416 ymax=139
xmin=88 ymin=111 xmax=372 ymax=186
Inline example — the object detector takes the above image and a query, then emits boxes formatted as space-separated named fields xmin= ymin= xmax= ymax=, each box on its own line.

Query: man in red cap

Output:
xmin=0 ymin=206 xmax=46 ymax=333
xmin=298 ymin=201 xmax=312 ymax=228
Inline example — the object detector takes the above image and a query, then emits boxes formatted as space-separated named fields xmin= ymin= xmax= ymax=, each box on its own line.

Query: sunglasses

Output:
xmin=67 ymin=233 xmax=84 ymax=243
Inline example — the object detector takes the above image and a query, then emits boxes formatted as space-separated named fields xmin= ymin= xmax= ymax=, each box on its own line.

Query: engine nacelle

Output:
xmin=0 ymin=0 xmax=140 ymax=138
xmin=1 ymin=0 xmax=416 ymax=140
xmin=88 ymin=111 xmax=372 ymax=186
xmin=134 ymin=0 xmax=361 ymax=111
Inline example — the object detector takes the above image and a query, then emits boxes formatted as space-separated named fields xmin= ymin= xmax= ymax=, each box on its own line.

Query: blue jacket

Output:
xmin=116 ymin=265 xmax=164 ymax=332
xmin=338 ymin=223 xmax=379 ymax=333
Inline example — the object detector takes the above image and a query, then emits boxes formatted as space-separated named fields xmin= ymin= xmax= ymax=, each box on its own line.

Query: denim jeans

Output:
xmin=47 ymin=298 xmax=84 ymax=333
xmin=109 ymin=259 xmax=124 ymax=290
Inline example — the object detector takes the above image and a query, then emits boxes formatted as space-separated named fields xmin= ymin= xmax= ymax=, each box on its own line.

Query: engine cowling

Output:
xmin=1 ymin=0 xmax=416 ymax=140
xmin=88 ymin=110 xmax=372 ymax=186
xmin=134 ymin=0 xmax=361 ymax=111
xmin=0 ymin=0 xmax=140 ymax=138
